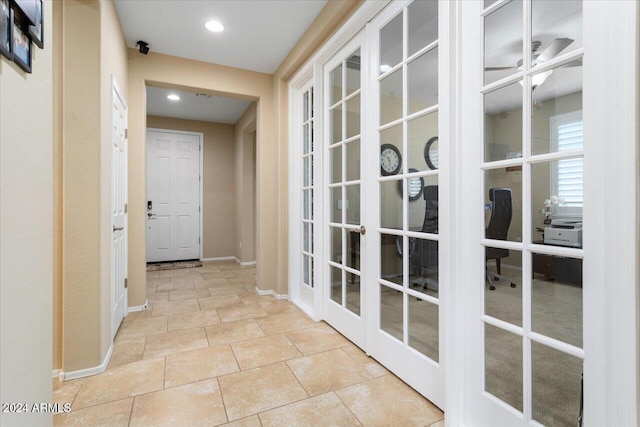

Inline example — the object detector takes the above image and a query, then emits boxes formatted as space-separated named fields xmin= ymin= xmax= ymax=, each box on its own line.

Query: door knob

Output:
xmin=350 ymin=225 xmax=366 ymax=235
xmin=147 ymin=212 xmax=156 ymax=218
xmin=113 ymin=225 xmax=124 ymax=232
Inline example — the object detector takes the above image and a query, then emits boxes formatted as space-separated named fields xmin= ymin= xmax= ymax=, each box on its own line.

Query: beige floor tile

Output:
xmin=226 ymin=277 xmax=254 ymax=285
xmin=130 ymin=379 xmax=227 ymax=427
xmin=428 ymin=420 xmax=445 ymax=427
xmin=205 ymin=319 xmax=266 ymax=346
xmin=54 ymin=398 xmax=133 ymax=427
xmin=218 ymin=362 xmax=308 ymax=421
xmin=335 ymin=375 xmax=443 ymax=427
xmin=115 ymin=316 xmax=167 ymax=340
xmin=286 ymin=325 xmax=350 ymax=355
xmin=256 ymin=311 xmax=316 ymax=335
xmin=151 ymin=300 xmax=200 ymax=317
xmin=207 ymin=285 xmax=244 ymax=296
xmin=193 ymin=278 xmax=227 ymax=288
xmin=73 ymin=358 xmax=164 ymax=409
xmin=260 ymin=299 xmax=303 ymax=314
xmin=218 ymin=415 xmax=261 ymax=427
xmin=53 ymin=378 xmax=84 ymax=406
xmin=231 ymin=334 xmax=302 ymax=370
xmin=203 ymin=271 xmax=237 ymax=280
xmin=156 ymin=281 xmax=195 ymax=293
xmin=159 ymin=268 xmax=194 ymax=278
xmin=169 ymin=288 xmax=211 ymax=302
xmin=167 ymin=309 xmax=220 ymax=331
xmin=143 ymin=328 xmax=208 ymax=359
xmin=147 ymin=292 xmax=170 ymax=305
xmin=287 ymin=349 xmax=372 ymax=396
xmin=199 ymin=294 xmax=243 ymax=310
xmin=146 ymin=276 xmax=171 ymax=286
xmin=341 ymin=345 xmax=389 ymax=378
xmin=147 ymin=271 xmax=161 ymax=278
xmin=233 ymin=268 xmax=256 ymax=276
xmin=217 ymin=303 xmax=268 ymax=323
xmin=259 ymin=392 xmax=361 ymax=427
xmin=108 ymin=336 xmax=146 ymax=369
xmin=165 ymin=345 xmax=239 ymax=388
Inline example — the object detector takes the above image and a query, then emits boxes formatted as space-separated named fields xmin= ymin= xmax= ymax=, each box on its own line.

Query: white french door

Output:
xmin=146 ymin=129 xmax=201 ymax=262
xmin=322 ymin=0 xmax=445 ymax=408
xmin=111 ymin=77 xmax=128 ymax=338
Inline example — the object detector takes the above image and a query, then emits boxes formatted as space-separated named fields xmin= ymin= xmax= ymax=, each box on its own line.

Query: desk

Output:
xmin=532 ymin=240 xmax=582 ymax=286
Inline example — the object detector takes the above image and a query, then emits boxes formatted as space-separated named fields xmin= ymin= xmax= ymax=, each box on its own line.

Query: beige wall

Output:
xmin=234 ymin=104 xmax=257 ymax=263
xmin=127 ymin=53 xmax=275 ymax=303
xmin=56 ymin=0 xmax=129 ymax=372
xmin=146 ymin=115 xmax=237 ymax=259
xmin=0 ymin=1 xmax=53 ymax=425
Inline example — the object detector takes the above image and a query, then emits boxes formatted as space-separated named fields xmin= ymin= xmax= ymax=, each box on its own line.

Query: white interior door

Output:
xmin=366 ymin=0 xmax=444 ymax=408
xmin=146 ymin=130 xmax=201 ymax=262
xmin=111 ymin=77 xmax=127 ymax=339
xmin=323 ymin=31 xmax=367 ymax=347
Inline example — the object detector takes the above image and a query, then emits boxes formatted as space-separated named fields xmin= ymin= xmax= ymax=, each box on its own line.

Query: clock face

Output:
xmin=380 ymin=144 xmax=401 ymax=176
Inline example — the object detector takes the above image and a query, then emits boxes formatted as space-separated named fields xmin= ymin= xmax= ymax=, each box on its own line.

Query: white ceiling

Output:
xmin=146 ymin=86 xmax=252 ymax=124
xmin=114 ymin=0 xmax=328 ymax=74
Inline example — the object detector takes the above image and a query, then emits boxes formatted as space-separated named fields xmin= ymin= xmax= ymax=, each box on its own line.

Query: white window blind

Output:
xmin=550 ymin=111 xmax=583 ymax=208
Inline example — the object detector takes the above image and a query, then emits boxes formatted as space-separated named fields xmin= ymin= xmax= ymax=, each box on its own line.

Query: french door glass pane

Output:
xmin=484 ymin=82 xmax=523 ymax=162
xmin=484 ymin=0 xmax=523 ymax=86
xmin=408 ymin=0 xmax=438 ymax=57
xmin=303 ymin=255 xmax=310 ymax=285
xmin=381 ymin=233 xmax=403 ymax=286
xmin=303 ymin=223 xmax=310 ymax=252
xmin=346 ymin=94 xmax=361 ymax=139
xmin=379 ymin=125 xmax=403 ymax=176
xmin=408 ymin=298 xmax=439 ymax=362
xmin=531 ymin=60 xmax=583 ymax=156
xmin=330 ymin=187 xmax=341 ymax=223
xmin=347 ymin=233 xmax=360 ymax=270
xmin=409 ymin=175 xmax=438 ymax=232
xmin=410 ymin=238 xmax=439 ymax=297
xmin=380 ymin=180 xmax=402 ymax=230
xmin=484 ymin=170 xmax=522 ymax=243
xmin=345 ymin=184 xmax=361 ymax=225
xmin=345 ymin=139 xmax=361 ymax=181
xmin=485 ymin=247 xmax=522 ymax=326
xmin=330 ymin=226 xmax=342 ymax=264
xmin=330 ymin=266 xmax=342 ymax=305
xmin=303 ymin=123 xmax=310 ymax=153
xmin=379 ymin=13 xmax=403 ymax=74
xmin=531 ymin=1 xmax=582 ymax=65
xmin=531 ymin=253 xmax=583 ymax=348
xmin=532 ymin=342 xmax=583 ymax=427
xmin=330 ymin=64 xmax=343 ymax=106
xmin=380 ymin=70 xmax=403 ymax=125
xmin=330 ymin=146 xmax=342 ymax=184
xmin=331 ymin=106 xmax=343 ymax=144
xmin=408 ymin=112 xmax=438 ymax=173
xmin=303 ymin=190 xmax=310 ymax=220
xmin=346 ymin=49 xmax=361 ymax=96
xmin=407 ymin=48 xmax=439 ymax=114
xmin=380 ymin=284 xmax=403 ymax=341
xmin=485 ymin=324 xmax=523 ymax=412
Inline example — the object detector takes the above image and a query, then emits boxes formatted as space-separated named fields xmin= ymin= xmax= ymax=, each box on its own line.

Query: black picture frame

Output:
xmin=28 ymin=0 xmax=41 ymax=48
xmin=11 ymin=14 xmax=31 ymax=73
xmin=13 ymin=0 xmax=36 ymax=26
xmin=0 ymin=0 xmax=12 ymax=59
xmin=397 ymin=168 xmax=425 ymax=202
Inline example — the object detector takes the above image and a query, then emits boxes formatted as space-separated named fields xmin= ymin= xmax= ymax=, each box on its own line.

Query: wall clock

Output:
xmin=424 ymin=136 xmax=439 ymax=170
xmin=380 ymin=143 xmax=401 ymax=176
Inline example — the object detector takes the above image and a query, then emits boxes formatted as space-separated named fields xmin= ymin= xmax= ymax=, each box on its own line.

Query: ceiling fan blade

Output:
xmin=537 ymin=38 xmax=574 ymax=62
xmin=485 ymin=66 xmax=518 ymax=71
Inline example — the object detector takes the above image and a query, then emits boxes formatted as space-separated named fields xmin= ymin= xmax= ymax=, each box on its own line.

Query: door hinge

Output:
xmin=125 ymin=129 xmax=128 ymax=139
xmin=124 ymin=278 xmax=128 ymax=288
xmin=199 ymin=206 xmax=201 ymax=213
xmin=199 ymin=145 xmax=201 ymax=152
xmin=199 ymin=237 xmax=201 ymax=244
xmin=124 ymin=203 xmax=128 ymax=214
xmin=199 ymin=175 xmax=201 ymax=182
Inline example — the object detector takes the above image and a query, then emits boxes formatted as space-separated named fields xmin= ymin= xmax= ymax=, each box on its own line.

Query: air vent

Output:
xmin=195 ymin=93 xmax=212 ymax=98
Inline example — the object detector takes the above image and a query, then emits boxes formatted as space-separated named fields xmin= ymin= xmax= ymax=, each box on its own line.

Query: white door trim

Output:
xmin=146 ymin=127 xmax=204 ymax=261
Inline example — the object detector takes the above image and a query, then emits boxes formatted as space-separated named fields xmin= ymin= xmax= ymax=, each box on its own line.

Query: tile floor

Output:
xmin=54 ymin=261 xmax=444 ymax=427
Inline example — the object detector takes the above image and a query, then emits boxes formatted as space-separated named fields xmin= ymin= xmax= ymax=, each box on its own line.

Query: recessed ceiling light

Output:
xmin=167 ymin=94 xmax=180 ymax=101
xmin=205 ymin=20 xmax=224 ymax=33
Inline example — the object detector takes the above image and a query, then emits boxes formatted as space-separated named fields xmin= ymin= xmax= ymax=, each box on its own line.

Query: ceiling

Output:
xmin=146 ymin=86 xmax=252 ymax=124
xmin=114 ymin=0 xmax=328 ymax=74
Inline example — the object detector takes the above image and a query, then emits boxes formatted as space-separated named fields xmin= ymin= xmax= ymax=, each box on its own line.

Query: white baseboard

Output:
xmin=289 ymin=298 xmax=314 ymax=318
xmin=128 ymin=300 xmax=148 ymax=313
xmin=255 ymin=286 xmax=289 ymax=300
xmin=52 ymin=369 xmax=62 ymax=379
xmin=62 ymin=344 xmax=113 ymax=381
xmin=201 ymin=256 xmax=256 ymax=266
xmin=201 ymin=256 xmax=236 ymax=262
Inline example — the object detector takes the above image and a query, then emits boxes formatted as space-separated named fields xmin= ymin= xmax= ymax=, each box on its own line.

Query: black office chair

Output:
xmin=411 ymin=185 xmax=439 ymax=292
xmin=486 ymin=187 xmax=516 ymax=291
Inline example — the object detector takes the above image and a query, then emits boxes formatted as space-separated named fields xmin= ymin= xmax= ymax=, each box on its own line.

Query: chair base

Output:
xmin=486 ymin=270 xmax=516 ymax=291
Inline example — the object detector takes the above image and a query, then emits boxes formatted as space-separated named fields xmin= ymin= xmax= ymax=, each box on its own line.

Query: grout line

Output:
xmin=283 ymin=356 xmax=311 ymax=398
xmin=128 ymin=396 xmax=135 ymax=426
xmin=162 ymin=356 xmax=167 ymax=389
xmin=333 ymin=389 xmax=365 ymax=425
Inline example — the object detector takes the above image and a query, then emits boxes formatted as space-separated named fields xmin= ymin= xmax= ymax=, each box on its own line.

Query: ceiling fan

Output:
xmin=486 ymin=38 xmax=574 ymax=71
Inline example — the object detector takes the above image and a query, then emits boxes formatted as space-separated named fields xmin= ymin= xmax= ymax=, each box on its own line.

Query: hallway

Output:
xmin=53 ymin=261 xmax=444 ymax=426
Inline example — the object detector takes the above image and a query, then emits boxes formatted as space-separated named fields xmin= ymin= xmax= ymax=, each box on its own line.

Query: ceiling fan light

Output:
xmin=532 ymin=69 xmax=553 ymax=89
xmin=205 ymin=20 xmax=224 ymax=33
xmin=167 ymin=94 xmax=180 ymax=101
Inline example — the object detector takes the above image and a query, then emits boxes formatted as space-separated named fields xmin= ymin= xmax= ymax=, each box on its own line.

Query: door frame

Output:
xmin=145 ymin=128 xmax=204 ymax=261
xmin=111 ymin=75 xmax=128 ymax=338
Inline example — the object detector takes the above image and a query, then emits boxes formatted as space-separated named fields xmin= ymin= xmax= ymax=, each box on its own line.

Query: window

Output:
xmin=551 ymin=111 xmax=583 ymax=212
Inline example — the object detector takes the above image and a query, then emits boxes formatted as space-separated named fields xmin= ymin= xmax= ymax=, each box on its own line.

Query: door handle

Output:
xmin=113 ymin=225 xmax=124 ymax=232
xmin=349 ymin=225 xmax=366 ymax=235
xmin=147 ymin=212 xmax=157 ymax=218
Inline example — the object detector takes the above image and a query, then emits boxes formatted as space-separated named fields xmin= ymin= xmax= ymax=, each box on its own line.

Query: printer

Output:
xmin=544 ymin=219 xmax=583 ymax=248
